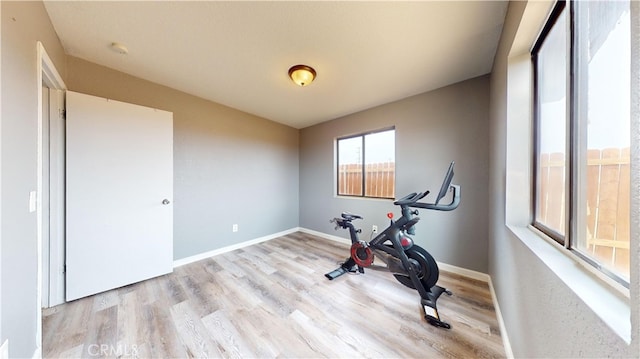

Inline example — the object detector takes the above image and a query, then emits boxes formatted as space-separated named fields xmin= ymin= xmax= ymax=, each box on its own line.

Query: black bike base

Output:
xmin=425 ymin=314 xmax=451 ymax=329
xmin=421 ymin=285 xmax=453 ymax=329
xmin=324 ymin=258 xmax=362 ymax=280
xmin=325 ymin=266 xmax=349 ymax=280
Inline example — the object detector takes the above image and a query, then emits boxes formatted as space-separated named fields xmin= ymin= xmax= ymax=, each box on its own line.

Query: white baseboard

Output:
xmin=173 ymin=227 xmax=299 ymax=268
xmin=298 ymin=227 xmax=350 ymax=245
xmin=436 ymin=262 xmax=490 ymax=282
xmin=489 ymin=277 xmax=514 ymax=358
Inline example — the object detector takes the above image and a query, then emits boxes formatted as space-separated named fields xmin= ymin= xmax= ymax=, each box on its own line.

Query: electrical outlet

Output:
xmin=372 ymin=225 xmax=378 ymax=233
xmin=232 ymin=224 xmax=238 ymax=232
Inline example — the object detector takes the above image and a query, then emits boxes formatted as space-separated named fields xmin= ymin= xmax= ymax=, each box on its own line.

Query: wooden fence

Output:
xmin=538 ymin=147 xmax=630 ymax=276
xmin=338 ymin=162 xmax=395 ymax=198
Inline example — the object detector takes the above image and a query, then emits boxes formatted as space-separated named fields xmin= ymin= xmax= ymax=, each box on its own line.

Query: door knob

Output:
xmin=162 ymin=199 xmax=170 ymax=205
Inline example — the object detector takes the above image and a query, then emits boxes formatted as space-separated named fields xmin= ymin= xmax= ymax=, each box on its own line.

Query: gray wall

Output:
xmin=66 ymin=57 xmax=300 ymax=260
xmin=1 ymin=1 xmax=67 ymax=357
xmin=489 ymin=1 xmax=639 ymax=357
xmin=300 ymin=76 xmax=490 ymax=273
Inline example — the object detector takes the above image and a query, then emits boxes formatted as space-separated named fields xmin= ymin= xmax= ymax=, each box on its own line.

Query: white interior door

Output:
xmin=66 ymin=91 xmax=173 ymax=301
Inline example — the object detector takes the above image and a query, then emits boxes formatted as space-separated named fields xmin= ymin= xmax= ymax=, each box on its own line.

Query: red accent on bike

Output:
xmin=401 ymin=236 xmax=413 ymax=248
xmin=350 ymin=242 xmax=374 ymax=267
xmin=387 ymin=212 xmax=394 ymax=219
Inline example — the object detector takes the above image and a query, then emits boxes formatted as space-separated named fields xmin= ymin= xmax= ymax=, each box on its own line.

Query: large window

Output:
xmin=337 ymin=128 xmax=395 ymax=199
xmin=533 ymin=0 xmax=631 ymax=285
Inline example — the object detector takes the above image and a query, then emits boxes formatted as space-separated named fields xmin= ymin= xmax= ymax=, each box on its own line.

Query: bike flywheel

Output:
xmin=393 ymin=245 xmax=439 ymax=290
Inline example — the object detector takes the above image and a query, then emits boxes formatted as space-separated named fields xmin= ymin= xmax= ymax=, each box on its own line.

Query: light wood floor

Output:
xmin=43 ymin=232 xmax=505 ymax=358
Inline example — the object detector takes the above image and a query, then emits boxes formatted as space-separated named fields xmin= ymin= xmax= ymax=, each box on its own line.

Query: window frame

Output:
xmin=532 ymin=0 xmax=568 ymax=246
xmin=335 ymin=127 xmax=395 ymax=199
xmin=532 ymin=0 xmax=631 ymax=288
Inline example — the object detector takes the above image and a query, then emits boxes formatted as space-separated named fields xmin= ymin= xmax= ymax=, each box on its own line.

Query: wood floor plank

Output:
xmin=116 ymin=290 xmax=140 ymax=351
xmin=208 ymin=255 xmax=246 ymax=280
xmin=170 ymin=301 xmax=223 ymax=358
xmin=176 ymin=274 xmax=221 ymax=318
xmin=200 ymin=310 xmax=254 ymax=358
xmin=91 ymin=291 xmax=120 ymax=313
xmin=236 ymin=248 xmax=278 ymax=275
xmin=43 ymin=296 xmax=94 ymax=358
xmin=249 ymin=308 xmax=326 ymax=358
xmin=43 ymin=232 xmax=505 ymax=358
xmin=81 ymin=305 xmax=118 ymax=358
xmin=225 ymin=308 xmax=281 ymax=357
xmin=142 ymin=300 xmax=188 ymax=358
xmin=213 ymin=269 xmax=263 ymax=311
xmin=57 ymin=344 xmax=83 ymax=359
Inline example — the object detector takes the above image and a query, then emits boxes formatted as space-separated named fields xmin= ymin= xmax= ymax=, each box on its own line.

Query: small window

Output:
xmin=337 ymin=128 xmax=395 ymax=199
xmin=533 ymin=0 xmax=630 ymax=285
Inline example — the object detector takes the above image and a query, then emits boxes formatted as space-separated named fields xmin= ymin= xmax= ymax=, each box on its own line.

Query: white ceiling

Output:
xmin=44 ymin=1 xmax=508 ymax=129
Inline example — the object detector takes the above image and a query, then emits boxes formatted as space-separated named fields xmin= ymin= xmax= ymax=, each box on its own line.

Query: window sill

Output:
xmin=507 ymin=224 xmax=631 ymax=343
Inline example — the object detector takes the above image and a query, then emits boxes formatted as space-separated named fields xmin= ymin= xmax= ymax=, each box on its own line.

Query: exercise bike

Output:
xmin=325 ymin=161 xmax=460 ymax=329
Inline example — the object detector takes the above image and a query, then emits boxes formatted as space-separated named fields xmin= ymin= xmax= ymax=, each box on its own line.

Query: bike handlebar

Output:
xmin=409 ymin=184 xmax=460 ymax=211
xmin=393 ymin=192 xmax=417 ymax=205
xmin=393 ymin=185 xmax=460 ymax=212
xmin=393 ymin=191 xmax=429 ymax=206
xmin=394 ymin=161 xmax=460 ymax=212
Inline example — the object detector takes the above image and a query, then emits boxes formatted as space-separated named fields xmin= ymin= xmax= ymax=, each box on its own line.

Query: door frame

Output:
xmin=42 ymin=87 xmax=65 ymax=309
xmin=36 ymin=41 xmax=66 ymax=354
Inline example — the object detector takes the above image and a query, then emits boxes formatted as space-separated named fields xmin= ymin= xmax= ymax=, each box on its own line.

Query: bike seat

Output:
xmin=341 ymin=212 xmax=363 ymax=221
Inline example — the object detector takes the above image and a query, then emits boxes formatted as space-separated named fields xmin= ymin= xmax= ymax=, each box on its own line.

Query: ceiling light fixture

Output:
xmin=288 ymin=64 xmax=316 ymax=87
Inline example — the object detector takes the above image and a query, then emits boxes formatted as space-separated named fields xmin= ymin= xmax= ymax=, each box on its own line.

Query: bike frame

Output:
xmin=336 ymin=200 xmax=432 ymax=300
xmin=327 ymin=161 xmax=461 ymax=329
